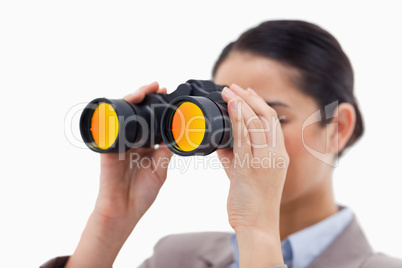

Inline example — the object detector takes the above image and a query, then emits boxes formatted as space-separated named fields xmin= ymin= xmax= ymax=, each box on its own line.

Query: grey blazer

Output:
xmin=41 ymin=216 xmax=402 ymax=268
xmin=137 ymin=216 xmax=402 ymax=268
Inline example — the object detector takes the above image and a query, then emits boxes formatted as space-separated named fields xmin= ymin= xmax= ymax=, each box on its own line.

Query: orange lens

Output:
xmin=171 ymin=102 xmax=206 ymax=151
xmin=90 ymin=103 xmax=119 ymax=150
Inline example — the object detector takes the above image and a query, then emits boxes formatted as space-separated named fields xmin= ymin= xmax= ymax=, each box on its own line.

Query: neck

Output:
xmin=279 ymin=177 xmax=338 ymax=241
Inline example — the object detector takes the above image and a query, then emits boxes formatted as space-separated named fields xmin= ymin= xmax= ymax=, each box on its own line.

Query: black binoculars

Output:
xmin=79 ymin=80 xmax=232 ymax=156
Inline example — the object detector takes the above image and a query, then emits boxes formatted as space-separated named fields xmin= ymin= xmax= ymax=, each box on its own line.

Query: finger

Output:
xmin=230 ymin=83 xmax=282 ymax=148
xmin=157 ymin=87 xmax=167 ymax=94
xmin=227 ymin=98 xmax=252 ymax=162
xmin=153 ymin=142 xmax=173 ymax=160
xmin=151 ymin=141 xmax=173 ymax=180
xmin=230 ymin=84 xmax=276 ymax=118
xmin=124 ymin=81 xmax=160 ymax=104
xmin=271 ymin=115 xmax=286 ymax=150
xmin=223 ymin=87 xmax=268 ymax=157
xmin=243 ymin=85 xmax=286 ymax=150
xmin=216 ymin=148 xmax=233 ymax=179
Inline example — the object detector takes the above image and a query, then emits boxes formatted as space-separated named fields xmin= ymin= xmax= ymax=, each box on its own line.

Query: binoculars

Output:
xmin=79 ymin=80 xmax=232 ymax=156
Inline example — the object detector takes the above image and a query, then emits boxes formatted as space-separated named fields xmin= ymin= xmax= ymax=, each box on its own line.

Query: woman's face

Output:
xmin=214 ymin=51 xmax=334 ymax=205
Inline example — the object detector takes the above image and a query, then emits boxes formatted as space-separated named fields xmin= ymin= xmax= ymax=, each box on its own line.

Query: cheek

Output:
xmin=283 ymin=122 xmax=328 ymax=160
xmin=302 ymin=122 xmax=329 ymax=154
xmin=280 ymin=124 xmax=327 ymax=202
xmin=282 ymin=124 xmax=308 ymax=165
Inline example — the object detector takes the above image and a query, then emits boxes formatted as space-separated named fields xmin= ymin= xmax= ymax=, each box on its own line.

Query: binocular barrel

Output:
xmin=79 ymin=80 xmax=233 ymax=156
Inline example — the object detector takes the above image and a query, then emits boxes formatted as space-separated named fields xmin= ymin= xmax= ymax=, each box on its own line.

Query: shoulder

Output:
xmin=138 ymin=232 xmax=232 ymax=268
xmin=362 ymin=252 xmax=402 ymax=268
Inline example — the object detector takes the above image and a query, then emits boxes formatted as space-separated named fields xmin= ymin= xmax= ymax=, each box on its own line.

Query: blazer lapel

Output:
xmin=308 ymin=216 xmax=373 ymax=268
xmin=197 ymin=232 xmax=234 ymax=268
xmin=195 ymin=215 xmax=373 ymax=268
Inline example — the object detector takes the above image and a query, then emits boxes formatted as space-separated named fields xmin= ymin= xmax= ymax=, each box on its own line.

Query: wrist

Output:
xmin=87 ymin=210 xmax=138 ymax=252
xmin=66 ymin=211 xmax=137 ymax=268
xmin=235 ymin=227 xmax=283 ymax=268
xmin=232 ymin=200 xmax=281 ymax=235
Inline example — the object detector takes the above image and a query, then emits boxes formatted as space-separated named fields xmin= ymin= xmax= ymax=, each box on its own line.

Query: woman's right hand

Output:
xmin=95 ymin=81 xmax=173 ymax=227
xmin=66 ymin=81 xmax=173 ymax=268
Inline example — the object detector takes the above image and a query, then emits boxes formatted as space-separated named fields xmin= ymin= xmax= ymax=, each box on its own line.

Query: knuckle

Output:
xmin=234 ymin=115 xmax=242 ymax=123
xmin=248 ymin=118 xmax=264 ymax=130
xmin=234 ymin=95 xmax=245 ymax=105
xmin=245 ymin=88 xmax=253 ymax=96
xmin=230 ymin=110 xmax=242 ymax=123
xmin=276 ymin=150 xmax=290 ymax=162
xmin=240 ymin=131 xmax=250 ymax=144
xmin=267 ymin=107 xmax=278 ymax=117
xmin=259 ymin=117 xmax=270 ymax=127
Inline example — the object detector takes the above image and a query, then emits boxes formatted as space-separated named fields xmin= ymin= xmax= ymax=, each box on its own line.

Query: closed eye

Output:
xmin=278 ymin=115 xmax=287 ymax=124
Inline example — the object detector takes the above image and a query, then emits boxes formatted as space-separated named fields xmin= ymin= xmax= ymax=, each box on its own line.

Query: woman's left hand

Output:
xmin=217 ymin=83 xmax=289 ymax=267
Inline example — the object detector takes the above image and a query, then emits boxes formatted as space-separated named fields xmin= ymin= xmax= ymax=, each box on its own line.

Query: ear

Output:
xmin=327 ymin=103 xmax=356 ymax=155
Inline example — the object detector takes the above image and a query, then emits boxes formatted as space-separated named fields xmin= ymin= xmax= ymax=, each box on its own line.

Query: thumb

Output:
xmin=217 ymin=149 xmax=232 ymax=179
xmin=152 ymin=142 xmax=173 ymax=178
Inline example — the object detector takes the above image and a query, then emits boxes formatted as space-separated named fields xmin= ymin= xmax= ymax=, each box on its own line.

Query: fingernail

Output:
xmin=230 ymin=99 xmax=238 ymax=110
xmin=247 ymin=88 xmax=258 ymax=96
xmin=223 ymin=87 xmax=236 ymax=98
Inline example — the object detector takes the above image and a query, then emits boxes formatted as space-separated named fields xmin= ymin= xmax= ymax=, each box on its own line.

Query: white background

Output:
xmin=1 ymin=1 xmax=401 ymax=267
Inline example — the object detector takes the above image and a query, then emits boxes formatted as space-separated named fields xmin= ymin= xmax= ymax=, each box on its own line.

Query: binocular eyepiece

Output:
xmin=79 ymin=80 xmax=233 ymax=156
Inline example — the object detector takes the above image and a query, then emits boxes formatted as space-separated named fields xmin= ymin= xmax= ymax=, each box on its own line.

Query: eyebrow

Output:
xmin=266 ymin=101 xmax=289 ymax=108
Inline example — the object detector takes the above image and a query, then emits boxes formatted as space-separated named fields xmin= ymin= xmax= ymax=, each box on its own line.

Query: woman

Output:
xmin=41 ymin=20 xmax=402 ymax=268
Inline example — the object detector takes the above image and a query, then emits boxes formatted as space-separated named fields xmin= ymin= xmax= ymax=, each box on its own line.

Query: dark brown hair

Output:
xmin=212 ymin=20 xmax=364 ymax=156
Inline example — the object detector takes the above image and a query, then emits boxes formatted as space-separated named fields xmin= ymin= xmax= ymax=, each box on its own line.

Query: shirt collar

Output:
xmin=284 ymin=206 xmax=353 ymax=268
xmin=229 ymin=206 xmax=354 ymax=268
